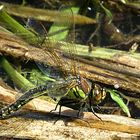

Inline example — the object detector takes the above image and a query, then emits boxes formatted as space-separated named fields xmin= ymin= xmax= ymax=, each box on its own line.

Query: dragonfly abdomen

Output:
xmin=0 ymin=79 xmax=76 ymax=119
xmin=0 ymin=85 xmax=49 ymax=119
xmin=0 ymin=100 xmax=24 ymax=119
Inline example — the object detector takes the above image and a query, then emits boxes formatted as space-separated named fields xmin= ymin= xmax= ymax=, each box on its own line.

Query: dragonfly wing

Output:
xmin=46 ymin=77 xmax=76 ymax=100
xmin=36 ymin=62 xmax=63 ymax=79
xmin=24 ymin=18 xmax=63 ymax=79
xmin=35 ymin=7 xmax=79 ymax=79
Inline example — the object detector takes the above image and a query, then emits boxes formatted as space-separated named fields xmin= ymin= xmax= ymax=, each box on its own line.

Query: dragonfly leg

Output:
xmin=50 ymin=99 xmax=63 ymax=117
xmin=52 ymin=102 xmax=63 ymax=124
xmin=91 ymin=106 xmax=102 ymax=121
xmin=88 ymin=93 xmax=102 ymax=121
xmin=58 ymin=104 xmax=62 ymax=117
xmin=96 ymin=105 xmax=102 ymax=111
xmin=77 ymin=102 xmax=85 ymax=118
xmin=50 ymin=101 xmax=60 ymax=113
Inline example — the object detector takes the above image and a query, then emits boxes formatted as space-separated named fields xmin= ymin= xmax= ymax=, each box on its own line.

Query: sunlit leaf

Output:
xmin=107 ymin=89 xmax=131 ymax=117
xmin=120 ymin=0 xmax=128 ymax=4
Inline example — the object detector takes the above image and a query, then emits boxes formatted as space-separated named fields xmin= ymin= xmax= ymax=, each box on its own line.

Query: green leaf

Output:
xmin=49 ymin=7 xmax=79 ymax=41
xmin=100 ymin=3 xmax=113 ymax=24
xmin=0 ymin=6 xmax=38 ymax=44
xmin=29 ymin=69 xmax=55 ymax=85
xmin=107 ymin=89 xmax=131 ymax=117
xmin=0 ymin=56 xmax=35 ymax=91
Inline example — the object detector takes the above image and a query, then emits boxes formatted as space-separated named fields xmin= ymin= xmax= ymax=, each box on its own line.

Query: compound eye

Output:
xmin=94 ymin=84 xmax=101 ymax=94
xmin=101 ymin=88 xmax=106 ymax=100
xmin=94 ymin=89 xmax=100 ymax=95
xmin=93 ymin=84 xmax=106 ymax=104
xmin=94 ymin=89 xmax=102 ymax=101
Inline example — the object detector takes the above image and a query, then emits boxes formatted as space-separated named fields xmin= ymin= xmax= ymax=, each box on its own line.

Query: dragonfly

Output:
xmin=0 ymin=7 xmax=106 ymax=120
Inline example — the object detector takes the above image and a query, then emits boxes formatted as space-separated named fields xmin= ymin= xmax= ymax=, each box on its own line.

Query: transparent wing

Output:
xmin=19 ymin=17 xmax=66 ymax=79
xmin=35 ymin=6 xmax=80 ymax=79
xmin=50 ymin=6 xmax=79 ymax=75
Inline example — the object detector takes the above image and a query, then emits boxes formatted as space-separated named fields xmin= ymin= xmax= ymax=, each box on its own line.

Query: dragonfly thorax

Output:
xmin=64 ymin=76 xmax=92 ymax=100
xmin=78 ymin=77 xmax=92 ymax=95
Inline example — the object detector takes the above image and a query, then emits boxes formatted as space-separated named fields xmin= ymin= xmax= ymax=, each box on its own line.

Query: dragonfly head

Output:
xmin=91 ymin=84 xmax=106 ymax=105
